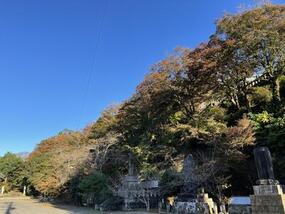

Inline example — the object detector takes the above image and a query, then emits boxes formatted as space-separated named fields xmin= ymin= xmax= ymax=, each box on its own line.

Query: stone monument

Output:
xmin=118 ymin=153 xmax=140 ymax=210
xmin=254 ymin=146 xmax=276 ymax=184
xmin=182 ymin=154 xmax=195 ymax=176
xmin=179 ymin=154 xmax=197 ymax=200
xmin=118 ymin=153 xmax=159 ymax=211
xmin=174 ymin=188 xmax=218 ymax=214
xmin=174 ymin=155 xmax=218 ymax=214
xmin=250 ymin=147 xmax=285 ymax=214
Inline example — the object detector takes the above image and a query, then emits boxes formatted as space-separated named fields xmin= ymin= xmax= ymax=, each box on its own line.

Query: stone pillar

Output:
xmin=1 ymin=186 xmax=4 ymax=195
xmin=158 ymin=201 xmax=162 ymax=213
xmin=250 ymin=183 xmax=285 ymax=214
xmin=23 ymin=185 xmax=27 ymax=196
xmin=197 ymin=191 xmax=218 ymax=214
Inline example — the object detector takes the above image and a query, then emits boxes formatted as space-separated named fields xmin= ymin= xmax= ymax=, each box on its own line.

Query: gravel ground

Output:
xmin=0 ymin=198 xmax=156 ymax=214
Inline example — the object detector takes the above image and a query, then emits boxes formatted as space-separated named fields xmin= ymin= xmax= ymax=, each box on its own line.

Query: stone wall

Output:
xmin=250 ymin=184 xmax=285 ymax=214
xmin=251 ymin=194 xmax=285 ymax=214
xmin=175 ymin=201 xmax=196 ymax=214
xmin=228 ymin=204 xmax=251 ymax=214
xmin=174 ymin=193 xmax=218 ymax=214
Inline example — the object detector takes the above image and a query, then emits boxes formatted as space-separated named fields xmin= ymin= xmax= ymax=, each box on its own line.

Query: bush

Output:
xmin=78 ymin=172 xmax=113 ymax=204
xmin=250 ymin=87 xmax=272 ymax=107
xmin=100 ymin=196 xmax=124 ymax=211
xmin=209 ymin=106 xmax=226 ymax=121
xmin=159 ymin=170 xmax=182 ymax=197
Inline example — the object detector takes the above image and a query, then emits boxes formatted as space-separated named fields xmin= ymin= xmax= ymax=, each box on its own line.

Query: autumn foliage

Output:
xmin=1 ymin=4 xmax=285 ymax=205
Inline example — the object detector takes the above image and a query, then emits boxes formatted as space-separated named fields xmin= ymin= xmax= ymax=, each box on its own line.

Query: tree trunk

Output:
xmin=270 ymin=76 xmax=280 ymax=103
xmin=240 ymin=92 xmax=251 ymax=111
xmin=244 ymin=94 xmax=251 ymax=110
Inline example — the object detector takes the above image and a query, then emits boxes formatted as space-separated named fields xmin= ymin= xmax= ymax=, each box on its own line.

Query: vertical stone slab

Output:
xmin=250 ymin=147 xmax=285 ymax=214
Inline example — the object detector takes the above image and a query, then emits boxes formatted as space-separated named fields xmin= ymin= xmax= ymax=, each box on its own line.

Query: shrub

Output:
xmin=78 ymin=172 xmax=112 ymax=204
xmin=100 ymin=196 xmax=124 ymax=211
xmin=250 ymin=87 xmax=272 ymax=107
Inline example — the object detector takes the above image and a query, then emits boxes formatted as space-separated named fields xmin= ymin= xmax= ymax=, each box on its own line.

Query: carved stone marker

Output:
xmin=253 ymin=147 xmax=275 ymax=184
xmin=118 ymin=152 xmax=140 ymax=210
xmin=182 ymin=154 xmax=195 ymax=176
xmin=250 ymin=146 xmax=285 ymax=214
xmin=128 ymin=152 xmax=136 ymax=176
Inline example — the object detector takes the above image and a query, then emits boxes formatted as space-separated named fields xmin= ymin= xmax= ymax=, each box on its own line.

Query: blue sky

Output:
xmin=0 ymin=0 xmax=284 ymax=155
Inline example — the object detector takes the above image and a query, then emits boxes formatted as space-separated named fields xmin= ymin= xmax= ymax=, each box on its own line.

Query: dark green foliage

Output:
xmin=0 ymin=153 xmax=26 ymax=191
xmin=159 ymin=170 xmax=187 ymax=197
xmin=250 ymin=112 xmax=285 ymax=183
xmin=250 ymin=87 xmax=272 ymax=108
xmin=100 ymin=196 xmax=124 ymax=211
xmin=78 ymin=172 xmax=113 ymax=204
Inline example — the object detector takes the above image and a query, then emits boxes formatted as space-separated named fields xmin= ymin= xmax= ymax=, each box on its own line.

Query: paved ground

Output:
xmin=0 ymin=198 xmax=155 ymax=214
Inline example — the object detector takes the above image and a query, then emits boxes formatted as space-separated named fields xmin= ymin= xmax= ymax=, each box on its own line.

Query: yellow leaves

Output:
xmin=205 ymin=118 xmax=227 ymax=135
xmin=225 ymin=117 xmax=255 ymax=148
xmin=88 ymin=105 xmax=120 ymax=139
xmin=253 ymin=111 xmax=272 ymax=123
xmin=218 ymin=4 xmax=285 ymax=37
xmin=167 ymin=123 xmax=200 ymax=142
xmin=224 ymin=39 xmax=236 ymax=47
xmin=133 ymin=146 xmax=143 ymax=156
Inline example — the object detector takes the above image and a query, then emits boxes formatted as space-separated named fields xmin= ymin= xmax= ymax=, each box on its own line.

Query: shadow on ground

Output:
xmin=5 ymin=202 xmax=15 ymax=214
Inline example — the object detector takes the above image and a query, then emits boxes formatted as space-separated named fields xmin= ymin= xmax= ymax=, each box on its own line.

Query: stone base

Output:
xmin=251 ymin=194 xmax=285 ymax=214
xmin=175 ymin=201 xmax=218 ymax=214
xmin=253 ymin=184 xmax=283 ymax=195
xmin=228 ymin=204 xmax=251 ymax=214
xmin=251 ymin=185 xmax=285 ymax=214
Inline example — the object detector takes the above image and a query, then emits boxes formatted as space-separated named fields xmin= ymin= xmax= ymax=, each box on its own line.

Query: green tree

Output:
xmin=250 ymin=112 xmax=285 ymax=182
xmin=78 ymin=172 xmax=112 ymax=204
xmin=217 ymin=5 xmax=285 ymax=104
xmin=250 ymin=87 xmax=272 ymax=109
xmin=0 ymin=153 xmax=26 ymax=192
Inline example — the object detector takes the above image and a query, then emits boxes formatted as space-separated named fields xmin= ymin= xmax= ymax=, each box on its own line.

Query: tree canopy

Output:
xmin=1 ymin=3 xmax=285 ymax=207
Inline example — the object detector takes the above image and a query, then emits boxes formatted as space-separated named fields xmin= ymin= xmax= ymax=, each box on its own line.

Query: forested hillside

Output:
xmin=1 ymin=3 xmax=285 ymax=206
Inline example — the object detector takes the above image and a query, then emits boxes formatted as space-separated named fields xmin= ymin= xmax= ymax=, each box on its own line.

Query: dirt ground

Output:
xmin=0 ymin=197 xmax=157 ymax=214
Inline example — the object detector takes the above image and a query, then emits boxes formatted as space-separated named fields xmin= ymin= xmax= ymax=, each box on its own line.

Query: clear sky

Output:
xmin=0 ymin=0 xmax=284 ymax=155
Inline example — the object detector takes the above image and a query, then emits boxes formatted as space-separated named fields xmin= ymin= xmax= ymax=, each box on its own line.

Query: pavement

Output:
xmin=0 ymin=197 xmax=156 ymax=214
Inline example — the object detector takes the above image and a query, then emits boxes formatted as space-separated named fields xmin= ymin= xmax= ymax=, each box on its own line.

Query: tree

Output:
xmin=250 ymin=112 xmax=285 ymax=183
xmin=11 ymin=3 xmax=285 ymax=207
xmin=87 ymin=105 xmax=120 ymax=139
xmin=207 ymin=37 xmax=254 ymax=110
xmin=217 ymin=5 xmax=285 ymax=104
xmin=150 ymin=47 xmax=218 ymax=119
xmin=78 ymin=172 xmax=112 ymax=204
xmin=88 ymin=131 xmax=121 ymax=172
xmin=0 ymin=153 xmax=26 ymax=193
xmin=27 ymin=131 xmax=90 ymax=196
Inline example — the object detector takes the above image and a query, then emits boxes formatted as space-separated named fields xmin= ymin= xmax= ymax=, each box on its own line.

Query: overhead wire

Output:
xmin=77 ymin=0 xmax=109 ymax=130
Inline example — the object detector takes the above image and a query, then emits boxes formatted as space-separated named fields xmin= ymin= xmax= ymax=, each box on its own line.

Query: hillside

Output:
xmin=0 ymin=3 xmax=285 ymax=209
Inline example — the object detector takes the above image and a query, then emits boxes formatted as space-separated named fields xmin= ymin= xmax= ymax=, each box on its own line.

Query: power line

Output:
xmin=77 ymin=0 xmax=109 ymax=130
